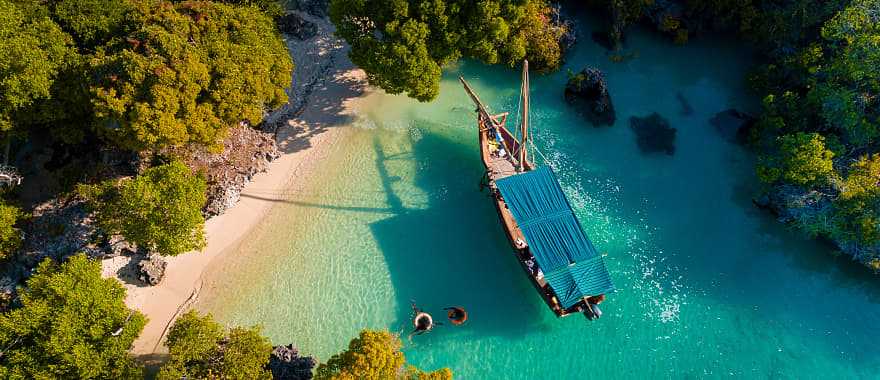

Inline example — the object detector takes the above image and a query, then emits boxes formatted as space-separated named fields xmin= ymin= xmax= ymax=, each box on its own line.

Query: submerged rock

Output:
xmin=564 ymin=68 xmax=616 ymax=127
xmin=629 ymin=113 xmax=676 ymax=155
xmin=137 ymin=253 xmax=167 ymax=286
xmin=277 ymin=13 xmax=318 ymax=40
xmin=269 ymin=344 xmax=317 ymax=380
xmin=710 ymin=109 xmax=756 ymax=144
xmin=591 ymin=30 xmax=620 ymax=51
xmin=675 ymin=92 xmax=694 ymax=116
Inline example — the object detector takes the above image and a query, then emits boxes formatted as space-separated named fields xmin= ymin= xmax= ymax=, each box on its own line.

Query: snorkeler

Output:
xmin=444 ymin=306 xmax=468 ymax=325
xmin=408 ymin=302 xmax=439 ymax=340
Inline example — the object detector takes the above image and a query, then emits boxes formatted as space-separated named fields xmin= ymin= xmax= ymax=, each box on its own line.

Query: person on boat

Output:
xmin=443 ymin=307 xmax=468 ymax=325
xmin=582 ymin=295 xmax=605 ymax=321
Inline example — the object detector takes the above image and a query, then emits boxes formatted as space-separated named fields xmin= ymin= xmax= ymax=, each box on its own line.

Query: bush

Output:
xmin=158 ymin=311 xmax=273 ymax=380
xmin=80 ymin=161 xmax=207 ymax=256
xmin=759 ymin=132 xmax=835 ymax=187
xmin=316 ymin=329 xmax=452 ymax=380
xmin=0 ymin=202 xmax=22 ymax=261
xmin=0 ymin=254 xmax=145 ymax=379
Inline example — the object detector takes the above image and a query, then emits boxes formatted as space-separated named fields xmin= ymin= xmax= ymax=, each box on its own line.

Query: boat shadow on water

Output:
xmin=367 ymin=125 xmax=551 ymax=340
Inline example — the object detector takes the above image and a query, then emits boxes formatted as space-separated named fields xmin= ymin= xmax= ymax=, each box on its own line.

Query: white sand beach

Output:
xmin=101 ymin=13 xmax=372 ymax=356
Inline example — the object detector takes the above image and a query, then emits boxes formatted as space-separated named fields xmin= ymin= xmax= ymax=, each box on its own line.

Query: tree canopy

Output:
xmin=0 ymin=254 xmax=145 ymax=379
xmin=80 ymin=160 xmax=207 ymax=256
xmin=316 ymin=329 xmax=452 ymax=380
xmin=158 ymin=311 xmax=273 ymax=380
xmin=759 ymin=132 xmax=836 ymax=187
xmin=90 ymin=0 xmax=293 ymax=151
xmin=48 ymin=0 xmax=139 ymax=50
xmin=0 ymin=202 xmax=22 ymax=261
xmin=329 ymin=0 xmax=567 ymax=101
xmin=0 ymin=0 xmax=73 ymax=134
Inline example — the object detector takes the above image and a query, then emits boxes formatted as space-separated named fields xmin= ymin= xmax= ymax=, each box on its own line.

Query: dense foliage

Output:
xmin=0 ymin=254 xmax=145 ymax=379
xmin=0 ymin=0 xmax=73 ymax=135
xmin=757 ymin=132 xmax=836 ymax=187
xmin=746 ymin=0 xmax=880 ymax=263
xmin=329 ymin=0 xmax=567 ymax=101
xmin=0 ymin=202 xmax=22 ymax=261
xmin=316 ymin=329 xmax=452 ymax=380
xmin=80 ymin=161 xmax=207 ymax=256
xmin=158 ymin=311 xmax=273 ymax=380
xmin=90 ymin=0 xmax=292 ymax=151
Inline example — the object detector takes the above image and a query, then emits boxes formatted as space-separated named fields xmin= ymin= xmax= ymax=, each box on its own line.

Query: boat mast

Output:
xmin=459 ymin=77 xmax=495 ymax=127
xmin=519 ymin=60 xmax=530 ymax=172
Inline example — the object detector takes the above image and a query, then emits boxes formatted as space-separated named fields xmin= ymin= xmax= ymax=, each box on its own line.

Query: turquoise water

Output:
xmin=196 ymin=17 xmax=880 ymax=379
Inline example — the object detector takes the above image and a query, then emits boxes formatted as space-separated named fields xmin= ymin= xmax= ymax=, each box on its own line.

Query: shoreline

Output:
xmin=101 ymin=12 xmax=373 ymax=357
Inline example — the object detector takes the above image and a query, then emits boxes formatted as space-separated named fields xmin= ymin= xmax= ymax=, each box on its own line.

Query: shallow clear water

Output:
xmin=196 ymin=16 xmax=880 ymax=379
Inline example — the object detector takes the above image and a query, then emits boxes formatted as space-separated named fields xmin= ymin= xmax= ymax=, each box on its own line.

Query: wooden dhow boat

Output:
xmin=459 ymin=61 xmax=614 ymax=319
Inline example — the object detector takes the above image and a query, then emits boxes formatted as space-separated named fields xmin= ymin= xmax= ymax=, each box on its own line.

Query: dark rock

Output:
xmin=550 ymin=4 xmax=576 ymax=55
xmin=137 ymin=253 xmax=167 ymax=286
xmin=0 ymin=277 xmax=16 ymax=312
xmin=564 ymin=68 xmax=616 ymax=127
xmin=287 ymin=0 xmax=329 ymax=17
xmin=106 ymin=235 xmax=138 ymax=257
xmin=269 ymin=344 xmax=316 ymax=380
xmin=591 ymin=31 xmax=619 ymax=51
xmin=710 ymin=109 xmax=756 ymax=145
xmin=629 ymin=113 xmax=676 ymax=155
xmin=752 ymin=193 xmax=771 ymax=209
xmin=675 ymin=92 xmax=694 ymax=116
xmin=277 ymin=13 xmax=318 ymax=40
xmin=172 ymin=126 xmax=280 ymax=217
xmin=19 ymin=198 xmax=102 ymax=272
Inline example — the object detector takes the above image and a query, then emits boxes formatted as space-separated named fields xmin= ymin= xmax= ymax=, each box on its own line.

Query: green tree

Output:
xmin=0 ymin=202 xmax=22 ymax=261
xmin=207 ymin=0 xmax=286 ymax=18
xmin=832 ymin=154 xmax=880 ymax=245
xmin=0 ymin=0 xmax=73 ymax=135
xmin=80 ymin=160 xmax=207 ymax=256
xmin=329 ymin=0 xmax=566 ymax=101
xmin=759 ymin=132 xmax=835 ymax=187
xmin=49 ymin=0 xmax=139 ymax=50
xmin=316 ymin=329 xmax=452 ymax=380
xmin=90 ymin=0 xmax=292 ymax=151
xmin=158 ymin=311 xmax=273 ymax=380
xmin=0 ymin=254 xmax=145 ymax=379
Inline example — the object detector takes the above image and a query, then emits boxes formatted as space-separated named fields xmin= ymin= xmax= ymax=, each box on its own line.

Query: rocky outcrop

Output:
xmin=287 ymin=0 xmax=329 ymax=17
xmin=629 ymin=113 xmax=676 ymax=155
xmin=18 ymin=198 xmax=102 ymax=272
xmin=0 ymin=277 xmax=16 ymax=312
xmin=550 ymin=4 xmax=577 ymax=56
xmin=710 ymin=109 xmax=756 ymax=145
xmin=564 ymin=68 xmax=616 ymax=127
xmin=173 ymin=125 xmax=280 ymax=217
xmin=277 ymin=12 xmax=318 ymax=40
xmin=268 ymin=344 xmax=316 ymax=380
xmin=137 ymin=253 xmax=167 ymax=286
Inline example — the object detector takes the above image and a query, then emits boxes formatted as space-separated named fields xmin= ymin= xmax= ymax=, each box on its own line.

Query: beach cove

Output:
xmin=138 ymin=13 xmax=880 ymax=379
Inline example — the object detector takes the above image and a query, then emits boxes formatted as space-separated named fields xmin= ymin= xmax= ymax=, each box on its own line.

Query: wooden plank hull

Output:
xmin=477 ymin=120 xmax=582 ymax=318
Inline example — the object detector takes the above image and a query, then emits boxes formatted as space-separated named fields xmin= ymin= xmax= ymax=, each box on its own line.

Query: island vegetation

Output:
xmin=1 ymin=0 xmax=879 ymax=377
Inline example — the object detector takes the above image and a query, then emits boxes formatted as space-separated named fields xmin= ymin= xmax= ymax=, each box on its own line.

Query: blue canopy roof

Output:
xmin=495 ymin=167 xmax=614 ymax=308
